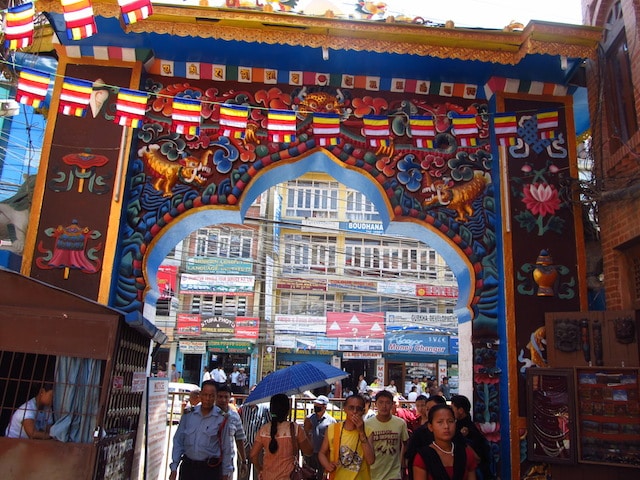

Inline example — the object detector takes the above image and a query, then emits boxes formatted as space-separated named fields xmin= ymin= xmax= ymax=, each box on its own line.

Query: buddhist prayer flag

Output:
xmin=451 ymin=114 xmax=478 ymax=147
xmin=312 ymin=112 xmax=341 ymax=146
xmin=4 ymin=3 xmax=35 ymax=50
xmin=61 ymin=0 xmax=98 ymax=40
xmin=16 ymin=68 xmax=51 ymax=108
xmin=218 ymin=104 xmax=249 ymax=138
xmin=171 ymin=97 xmax=202 ymax=136
xmin=114 ymin=88 xmax=148 ymax=128
xmin=268 ymin=109 xmax=297 ymax=143
xmin=118 ymin=0 xmax=153 ymax=25
xmin=493 ymin=113 xmax=518 ymax=146
xmin=58 ymin=77 xmax=93 ymax=117
xmin=537 ymin=110 xmax=559 ymax=139
xmin=409 ymin=115 xmax=436 ymax=148
xmin=362 ymin=115 xmax=390 ymax=147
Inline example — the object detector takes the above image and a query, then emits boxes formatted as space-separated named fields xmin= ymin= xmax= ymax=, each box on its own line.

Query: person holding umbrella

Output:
xmin=319 ymin=394 xmax=375 ymax=479
xmin=250 ymin=393 xmax=313 ymax=479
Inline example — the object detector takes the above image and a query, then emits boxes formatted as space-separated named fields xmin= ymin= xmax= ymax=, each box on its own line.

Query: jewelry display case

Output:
xmin=575 ymin=367 xmax=640 ymax=468
xmin=526 ymin=368 xmax=576 ymax=464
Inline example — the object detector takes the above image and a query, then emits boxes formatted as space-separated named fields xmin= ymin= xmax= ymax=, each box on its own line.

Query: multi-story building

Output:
xmin=270 ymin=173 xmax=459 ymax=394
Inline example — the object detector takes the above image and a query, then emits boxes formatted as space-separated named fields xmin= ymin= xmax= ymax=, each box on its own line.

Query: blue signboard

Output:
xmin=384 ymin=332 xmax=450 ymax=355
xmin=449 ymin=336 xmax=459 ymax=355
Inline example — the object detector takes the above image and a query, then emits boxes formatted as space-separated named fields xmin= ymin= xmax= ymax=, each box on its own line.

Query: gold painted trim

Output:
xmin=36 ymin=1 xmax=602 ymax=64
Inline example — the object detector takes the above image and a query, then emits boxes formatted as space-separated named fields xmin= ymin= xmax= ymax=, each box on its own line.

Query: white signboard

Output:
xmin=386 ymin=312 xmax=458 ymax=330
xmin=145 ymin=378 xmax=168 ymax=480
xmin=337 ymin=337 xmax=384 ymax=352
xmin=179 ymin=340 xmax=207 ymax=353
xmin=274 ymin=315 xmax=327 ymax=334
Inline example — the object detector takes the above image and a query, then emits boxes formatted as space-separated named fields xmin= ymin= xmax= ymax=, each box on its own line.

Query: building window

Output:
xmin=344 ymin=237 xmax=443 ymax=279
xmin=345 ymin=190 xmax=381 ymax=221
xmin=285 ymin=180 xmax=339 ymax=218
xmin=603 ymin=1 xmax=637 ymax=152
xmin=194 ymin=227 xmax=254 ymax=258
xmin=282 ymin=234 xmax=337 ymax=274
xmin=276 ymin=292 xmax=335 ymax=315
xmin=188 ymin=295 xmax=248 ymax=316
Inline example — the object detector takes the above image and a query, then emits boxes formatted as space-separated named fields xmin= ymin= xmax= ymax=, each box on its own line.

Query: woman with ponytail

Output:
xmin=250 ymin=393 xmax=313 ymax=479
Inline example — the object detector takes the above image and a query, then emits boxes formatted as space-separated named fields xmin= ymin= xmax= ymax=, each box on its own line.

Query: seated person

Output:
xmin=5 ymin=382 xmax=54 ymax=439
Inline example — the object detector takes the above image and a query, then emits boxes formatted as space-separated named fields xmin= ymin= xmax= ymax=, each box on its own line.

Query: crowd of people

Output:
xmin=168 ymin=377 xmax=495 ymax=480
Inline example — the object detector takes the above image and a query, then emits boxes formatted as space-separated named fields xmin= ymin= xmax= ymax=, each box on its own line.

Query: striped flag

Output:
xmin=218 ymin=104 xmax=249 ymax=139
xmin=537 ymin=110 xmax=559 ymax=139
xmin=268 ymin=109 xmax=297 ymax=143
xmin=451 ymin=114 xmax=478 ymax=147
xmin=409 ymin=115 xmax=435 ymax=148
xmin=4 ymin=3 xmax=35 ymax=50
xmin=362 ymin=115 xmax=390 ymax=148
xmin=118 ymin=0 xmax=153 ymax=25
xmin=114 ymin=88 xmax=148 ymax=128
xmin=493 ymin=113 xmax=518 ymax=146
xmin=16 ymin=68 xmax=51 ymax=108
xmin=61 ymin=0 xmax=98 ymax=40
xmin=312 ymin=113 xmax=341 ymax=146
xmin=58 ymin=77 xmax=93 ymax=117
xmin=172 ymin=97 xmax=202 ymax=136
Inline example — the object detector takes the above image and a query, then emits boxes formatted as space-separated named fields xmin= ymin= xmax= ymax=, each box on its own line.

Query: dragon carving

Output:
xmin=422 ymin=170 xmax=488 ymax=222
xmin=140 ymin=145 xmax=213 ymax=197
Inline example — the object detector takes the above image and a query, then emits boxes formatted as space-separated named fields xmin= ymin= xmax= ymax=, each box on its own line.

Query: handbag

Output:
xmin=289 ymin=422 xmax=317 ymax=480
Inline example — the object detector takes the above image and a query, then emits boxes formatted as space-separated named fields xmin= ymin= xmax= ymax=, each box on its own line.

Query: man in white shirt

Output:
xmin=230 ymin=367 xmax=241 ymax=394
xmin=5 ymin=383 xmax=54 ymax=439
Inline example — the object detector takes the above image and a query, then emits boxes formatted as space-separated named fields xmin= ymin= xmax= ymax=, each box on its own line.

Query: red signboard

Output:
xmin=235 ymin=316 xmax=259 ymax=340
xmin=176 ymin=313 xmax=201 ymax=335
xmin=415 ymin=284 xmax=459 ymax=298
xmin=326 ymin=312 xmax=385 ymax=338
xmin=157 ymin=264 xmax=178 ymax=299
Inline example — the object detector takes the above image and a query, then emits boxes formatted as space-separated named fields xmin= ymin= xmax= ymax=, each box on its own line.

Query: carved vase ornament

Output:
xmin=533 ymin=249 xmax=558 ymax=296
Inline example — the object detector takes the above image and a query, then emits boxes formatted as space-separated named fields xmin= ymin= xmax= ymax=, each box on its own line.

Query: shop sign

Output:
xmin=342 ymin=351 xmax=382 ymax=359
xmin=337 ymin=337 xmax=384 ymax=352
xmin=386 ymin=312 xmax=458 ymax=331
xmin=449 ymin=336 xmax=459 ymax=355
xmin=235 ymin=317 xmax=259 ymax=340
xmin=179 ymin=274 xmax=255 ymax=295
xmin=339 ymin=221 xmax=384 ymax=234
xmin=326 ymin=312 xmax=385 ymax=338
xmin=180 ymin=340 xmax=207 ymax=354
xmin=201 ymin=315 xmax=235 ymax=336
xmin=277 ymin=348 xmax=335 ymax=356
xmin=275 ymin=315 xmax=327 ymax=334
xmin=275 ymin=278 xmax=327 ymax=291
xmin=208 ymin=340 xmax=252 ymax=353
xmin=176 ymin=313 xmax=201 ymax=335
xmin=327 ymin=278 xmax=377 ymax=293
xmin=185 ymin=257 xmax=254 ymax=274
xmin=416 ymin=284 xmax=459 ymax=298
xmin=384 ymin=333 xmax=450 ymax=355
xmin=274 ymin=335 xmax=339 ymax=350
xmin=157 ymin=264 xmax=177 ymax=299
xmin=377 ymin=281 xmax=416 ymax=296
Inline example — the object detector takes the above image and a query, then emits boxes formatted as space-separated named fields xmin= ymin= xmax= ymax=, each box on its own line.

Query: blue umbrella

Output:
xmin=244 ymin=361 xmax=349 ymax=405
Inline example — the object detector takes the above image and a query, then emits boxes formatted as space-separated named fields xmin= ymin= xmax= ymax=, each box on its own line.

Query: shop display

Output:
xmin=576 ymin=367 xmax=640 ymax=467
xmin=526 ymin=368 xmax=576 ymax=464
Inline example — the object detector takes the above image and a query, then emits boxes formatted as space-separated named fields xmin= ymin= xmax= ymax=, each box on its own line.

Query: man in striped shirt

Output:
xmin=238 ymin=400 xmax=271 ymax=480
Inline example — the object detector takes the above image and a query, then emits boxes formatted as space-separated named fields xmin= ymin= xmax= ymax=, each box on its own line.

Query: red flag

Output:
xmin=409 ymin=116 xmax=436 ymax=148
xmin=114 ymin=88 xmax=148 ymax=128
xmin=451 ymin=114 xmax=478 ymax=147
xmin=118 ymin=0 xmax=153 ymax=25
xmin=268 ymin=109 xmax=297 ymax=143
xmin=494 ymin=113 xmax=518 ymax=146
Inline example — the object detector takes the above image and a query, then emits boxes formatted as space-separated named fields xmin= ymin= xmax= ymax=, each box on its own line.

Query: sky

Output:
xmin=294 ymin=0 xmax=584 ymax=29
xmin=387 ymin=0 xmax=584 ymax=28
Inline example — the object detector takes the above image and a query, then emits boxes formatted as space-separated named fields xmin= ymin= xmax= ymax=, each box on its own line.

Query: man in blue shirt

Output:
xmin=303 ymin=395 xmax=336 ymax=480
xmin=170 ymin=380 xmax=233 ymax=480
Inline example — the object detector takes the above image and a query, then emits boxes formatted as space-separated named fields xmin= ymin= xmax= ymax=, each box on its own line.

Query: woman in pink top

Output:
xmin=412 ymin=404 xmax=477 ymax=480
xmin=250 ymin=394 xmax=313 ymax=480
